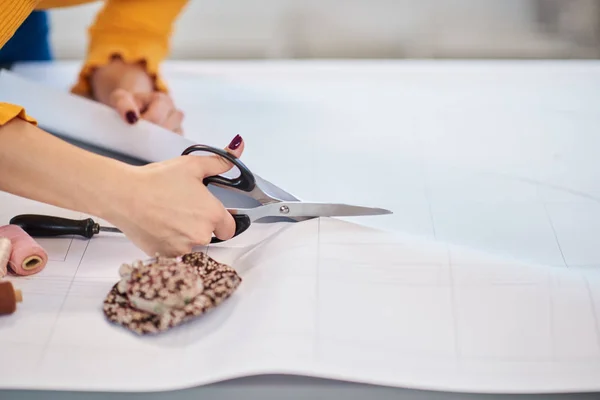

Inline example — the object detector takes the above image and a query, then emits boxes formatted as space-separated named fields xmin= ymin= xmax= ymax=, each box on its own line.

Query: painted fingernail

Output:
xmin=125 ymin=111 xmax=138 ymax=124
xmin=228 ymin=134 xmax=243 ymax=150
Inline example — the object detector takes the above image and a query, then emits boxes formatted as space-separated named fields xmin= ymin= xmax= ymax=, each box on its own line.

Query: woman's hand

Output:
xmin=90 ymin=58 xmax=184 ymax=134
xmin=0 ymin=116 xmax=245 ymax=259
xmin=103 ymin=134 xmax=245 ymax=257
xmin=109 ymin=89 xmax=184 ymax=134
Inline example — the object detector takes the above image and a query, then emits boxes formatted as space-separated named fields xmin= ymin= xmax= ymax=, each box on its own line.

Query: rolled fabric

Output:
xmin=0 ymin=225 xmax=47 ymax=276
xmin=0 ymin=281 xmax=22 ymax=315
xmin=0 ymin=237 xmax=11 ymax=278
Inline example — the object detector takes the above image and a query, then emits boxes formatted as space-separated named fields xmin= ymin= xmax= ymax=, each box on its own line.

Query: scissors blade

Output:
xmin=229 ymin=202 xmax=392 ymax=222
xmin=291 ymin=202 xmax=393 ymax=217
xmin=253 ymin=174 xmax=302 ymax=202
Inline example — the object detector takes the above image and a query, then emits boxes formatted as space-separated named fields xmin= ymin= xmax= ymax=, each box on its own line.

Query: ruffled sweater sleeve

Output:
xmin=0 ymin=0 xmax=38 ymax=126
xmin=0 ymin=0 xmax=188 ymax=126
xmin=70 ymin=0 xmax=189 ymax=97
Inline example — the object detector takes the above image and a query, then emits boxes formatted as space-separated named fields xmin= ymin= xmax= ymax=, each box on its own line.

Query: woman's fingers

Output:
xmin=108 ymin=89 xmax=184 ymax=134
xmin=109 ymin=133 xmax=251 ymax=255
xmin=205 ymin=135 xmax=245 ymax=240
xmin=135 ymin=92 xmax=174 ymax=126
xmin=189 ymin=135 xmax=245 ymax=179
xmin=109 ymin=89 xmax=144 ymax=124
xmin=226 ymin=134 xmax=244 ymax=156
xmin=212 ymin=206 xmax=237 ymax=242
xmin=163 ymin=110 xmax=185 ymax=135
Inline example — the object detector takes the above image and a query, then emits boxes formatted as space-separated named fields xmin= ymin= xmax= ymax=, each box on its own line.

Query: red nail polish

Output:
xmin=126 ymin=111 xmax=138 ymax=124
xmin=228 ymin=134 xmax=243 ymax=150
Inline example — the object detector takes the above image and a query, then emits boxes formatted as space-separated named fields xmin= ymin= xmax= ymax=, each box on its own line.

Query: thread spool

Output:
xmin=0 ymin=237 xmax=10 ymax=278
xmin=0 ymin=225 xmax=47 ymax=276
xmin=0 ymin=281 xmax=22 ymax=315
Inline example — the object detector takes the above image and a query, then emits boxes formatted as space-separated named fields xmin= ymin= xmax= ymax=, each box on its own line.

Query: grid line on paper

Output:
xmin=542 ymin=172 xmax=559 ymax=362
xmin=314 ymin=217 xmax=322 ymax=360
xmin=583 ymin=275 xmax=600 ymax=352
xmin=543 ymin=201 xmax=568 ymax=268
xmin=39 ymin=239 xmax=91 ymax=358
xmin=61 ymin=236 xmax=74 ymax=262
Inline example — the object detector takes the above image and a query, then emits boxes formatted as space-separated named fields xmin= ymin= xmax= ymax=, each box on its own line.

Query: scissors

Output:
xmin=180 ymin=144 xmax=392 ymax=243
xmin=10 ymin=144 xmax=392 ymax=243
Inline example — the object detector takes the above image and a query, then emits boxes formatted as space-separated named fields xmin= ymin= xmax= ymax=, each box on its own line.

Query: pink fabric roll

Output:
xmin=0 ymin=237 xmax=10 ymax=278
xmin=0 ymin=225 xmax=47 ymax=276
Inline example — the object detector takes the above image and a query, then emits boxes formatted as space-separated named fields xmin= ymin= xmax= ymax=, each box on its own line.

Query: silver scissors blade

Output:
xmin=228 ymin=202 xmax=392 ymax=222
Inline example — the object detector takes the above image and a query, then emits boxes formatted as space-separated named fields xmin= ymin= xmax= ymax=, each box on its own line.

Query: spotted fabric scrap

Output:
xmin=103 ymin=252 xmax=241 ymax=335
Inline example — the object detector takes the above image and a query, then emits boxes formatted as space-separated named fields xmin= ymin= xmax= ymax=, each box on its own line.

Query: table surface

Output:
xmin=2 ymin=59 xmax=600 ymax=399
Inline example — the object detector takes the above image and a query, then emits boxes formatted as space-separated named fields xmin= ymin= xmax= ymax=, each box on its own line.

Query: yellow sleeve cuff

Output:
xmin=70 ymin=51 xmax=169 ymax=98
xmin=68 ymin=0 xmax=189 ymax=97
xmin=0 ymin=103 xmax=37 ymax=126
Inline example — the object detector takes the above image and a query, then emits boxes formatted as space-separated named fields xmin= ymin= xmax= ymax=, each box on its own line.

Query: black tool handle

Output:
xmin=210 ymin=214 xmax=252 ymax=244
xmin=181 ymin=144 xmax=256 ymax=192
xmin=9 ymin=214 xmax=99 ymax=238
xmin=181 ymin=144 xmax=256 ymax=242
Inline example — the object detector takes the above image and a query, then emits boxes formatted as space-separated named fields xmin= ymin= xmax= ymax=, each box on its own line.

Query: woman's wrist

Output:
xmin=84 ymin=158 xmax=139 ymax=223
xmin=0 ymin=118 xmax=138 ymax=221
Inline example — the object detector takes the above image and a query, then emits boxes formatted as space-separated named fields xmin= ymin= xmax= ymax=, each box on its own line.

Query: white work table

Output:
xmin=1 ymin=60 xmax=600 ymax=399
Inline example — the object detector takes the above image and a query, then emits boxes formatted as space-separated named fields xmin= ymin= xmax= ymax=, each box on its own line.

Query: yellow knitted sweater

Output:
xmin=0 ymin=0 xmax=187 ymax=125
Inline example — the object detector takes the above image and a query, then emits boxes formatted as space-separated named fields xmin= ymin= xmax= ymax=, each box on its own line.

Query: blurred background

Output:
xmin=47 ymin=0 xmax=600 ymax=60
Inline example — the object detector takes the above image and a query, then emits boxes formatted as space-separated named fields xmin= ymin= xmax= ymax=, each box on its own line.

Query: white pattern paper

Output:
xmin=1 ymin=62 xmax=600 ymax=394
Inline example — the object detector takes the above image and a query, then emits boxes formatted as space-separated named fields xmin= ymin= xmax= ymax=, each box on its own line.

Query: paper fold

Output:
xmin=0 ymin=70 xmax=301 ymax=208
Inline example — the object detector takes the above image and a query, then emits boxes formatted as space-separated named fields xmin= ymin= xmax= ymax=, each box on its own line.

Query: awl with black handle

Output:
xmin=9 ymin=214 xmax=122 ymax=238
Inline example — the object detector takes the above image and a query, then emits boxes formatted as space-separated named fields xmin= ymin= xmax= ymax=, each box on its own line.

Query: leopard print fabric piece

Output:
xmin=103 ymin=252 xmax=241 ymax=335
xmin=117 ymin=256 xmax=205 ymax=315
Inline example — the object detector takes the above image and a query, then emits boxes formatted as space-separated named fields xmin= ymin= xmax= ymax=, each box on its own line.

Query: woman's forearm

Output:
xmin=0 ymin=118 xmax=133 ymax=219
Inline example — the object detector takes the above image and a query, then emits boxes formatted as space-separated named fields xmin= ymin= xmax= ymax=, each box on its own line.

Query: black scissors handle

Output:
xmin=181 ymin=144 xmax=254 ymax=243
xmin=181 ymin=144 xmax=256 ymax=192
